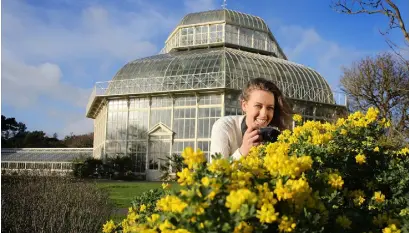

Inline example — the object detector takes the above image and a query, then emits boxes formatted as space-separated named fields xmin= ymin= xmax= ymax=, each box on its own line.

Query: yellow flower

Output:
xmin=225 ymin=189 xmax=257 ymax=213
xmin=274 ymin=177 xmax=311 ymax=202
xmin=174 ymin=229 xmax=191 ymax=233
xmin=156 ymin=195 xmax=188 ymax=213
xmin=102 ymin=220 xmax=116 ymax=233
xmin=139 ymin=204 xmax=146 ymax=212
xmin=365 ymin=107 xmax=379 ymax=123
xmin=381 ymin=118 xmax=392 ymax=128
xmin=208 ymin=158 xmax=231 ymax=174
xmin=328 ymin=173 xmax=344 ymax=189
xmin=233 ymin=221 xmax=253 ymax=233
xmin=228 ymin=171 xmax=254 ymax=190
xmin=278 ymin=216 xmax=296 ymax=232
xmin=207 ymin=190 xmax=217 ymax=200
xmin=293 ymin=114 xmax=302 ymax=123
xmin=336 ymin=117 xmax=346 ymax=126
xmin=182 ymin=147 xmax=206 ymax=169
xmin=336 ymin=215 xmax=352 ymax=229
xmin=201 ymin=177 xmax=210 ymax=187
xmin=256 ymin=203 xmax=278 ymax=223
xmin=177 ymin=168 xmax=194 ymax=186
xmin=399 ymin=208 xmax=409 ymax=216
xmin=241 ymin=152 xmax=264 ymax=173
xmin=159 ymin=219 xmax=174 ymax=231
xmin=162 ymin=182 xmax=171 ymax=190
xmin=350 ymin=190 xmax=365 ymax=206
xmin=146 ymin=214 xmax=160 ymax=224
xmin=126 ymin=211 xmax=139 ymax=223
xmin=374 ymin=146 xmax=380 ymax=152
xmin=256 ymin=182 xmax=277 ymax=208
xmin=356 ymin=196 xmax=365 ymax=206
xmin=140 ymin=229 xmax=158 ymax=233
xmin=263 ymin=142 xmax=312 ymax=178
xmin=373 ymin=191 xmax=386 ymax=203
xmin=383 ymin=224 xmax=401 ymax=233
xmin=396 ymin=147 xmax=409 ymax=156
xmin=192 ymin=203 xmax=208 ymax=215
xmin=355 ymin=153 xmax=366 ymax=164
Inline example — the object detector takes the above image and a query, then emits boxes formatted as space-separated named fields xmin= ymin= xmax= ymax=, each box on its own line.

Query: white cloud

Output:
xmin=43 ymin=108 xmax=93 ymax=138
xmin=2 ymin=2 xmax=176 ymax=63
xmin=276 ymin=25 xmax=373 ymax=91
xmin=1 ymin=55 xmax=91 ymax=108
xmin=1 ymin=0 xmax=181 ymax=137
xmin=60 ymin=117 xmax=94 ymax=138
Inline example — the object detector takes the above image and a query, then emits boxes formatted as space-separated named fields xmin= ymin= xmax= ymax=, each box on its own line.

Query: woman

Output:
xmin=210 ymin=78 xmax=292 ymax=161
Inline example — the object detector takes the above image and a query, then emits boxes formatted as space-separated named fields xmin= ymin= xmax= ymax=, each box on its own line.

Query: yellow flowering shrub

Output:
xmin=103 ymin=108 xmax=409 ymax=233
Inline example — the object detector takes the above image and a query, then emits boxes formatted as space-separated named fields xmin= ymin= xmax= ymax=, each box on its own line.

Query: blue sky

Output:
xmin=2 ymin=0 xmax=408 ymax=138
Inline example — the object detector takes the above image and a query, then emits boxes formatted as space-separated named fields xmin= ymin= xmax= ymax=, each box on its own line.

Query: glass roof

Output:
xmin=178 ymin=9 xmax=269 ymax=33
xmin=85 ymin=9 xmax=341 ymax=118
xmin=1 ymin=148 xmax=93 ymax=162
xmin=111 ymin=47 xmax=334 ymax=104
xmin=163 ymin=9 xmax=286 ymax=58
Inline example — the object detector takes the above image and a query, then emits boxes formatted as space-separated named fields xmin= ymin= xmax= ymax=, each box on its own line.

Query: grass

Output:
xmin=96 ymin=181 xmax=179 ymax=208
xmin=95 ymin=181 xmax=180 ymax=223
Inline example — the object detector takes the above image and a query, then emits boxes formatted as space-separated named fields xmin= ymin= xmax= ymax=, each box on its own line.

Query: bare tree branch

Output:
xmin=331 ymin=0 xmax=409 ymax=48
xmin=340 ymin=52 xmax=409 ymax=139
xmin=385 ymin=0 xmax=409 ymax=44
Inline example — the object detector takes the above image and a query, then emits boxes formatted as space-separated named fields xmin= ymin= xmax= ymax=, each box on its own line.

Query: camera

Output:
xmin=259 ymin=126 xmax=280 ymax=143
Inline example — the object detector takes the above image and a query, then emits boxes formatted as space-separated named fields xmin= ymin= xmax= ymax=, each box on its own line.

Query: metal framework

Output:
xmin=87 ymin=48 xmax=344 ymax=118
xmin=1 ymin=148 xmax=93 ymax=173
xmin=84 ymin=8 xmax=348 ymax=180
xmin=162 ymin=9 xmax=286 ymax=59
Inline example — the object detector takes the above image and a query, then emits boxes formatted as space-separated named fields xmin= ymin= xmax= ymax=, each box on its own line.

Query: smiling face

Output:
xmin=241 ymin=89 xmax=275 ymax=128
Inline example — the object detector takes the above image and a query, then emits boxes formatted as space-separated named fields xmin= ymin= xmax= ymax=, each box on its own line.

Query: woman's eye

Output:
xmin=268 ymin=107 xmax=274 ymax=111
xmin=255 ymin=105 xmax=261 ymax=108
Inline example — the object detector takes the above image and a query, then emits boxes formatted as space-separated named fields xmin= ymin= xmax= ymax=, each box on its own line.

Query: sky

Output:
xmin=2 ymin=0 xmax=408 ymax=138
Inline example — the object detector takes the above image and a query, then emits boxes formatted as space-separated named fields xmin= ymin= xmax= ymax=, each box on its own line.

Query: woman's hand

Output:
xmin=239 ymin=124 xmax=260 ymax=156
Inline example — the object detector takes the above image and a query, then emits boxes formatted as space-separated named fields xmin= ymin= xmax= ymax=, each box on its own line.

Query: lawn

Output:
xmin=96 ymin=181 xmax=179 ymax=208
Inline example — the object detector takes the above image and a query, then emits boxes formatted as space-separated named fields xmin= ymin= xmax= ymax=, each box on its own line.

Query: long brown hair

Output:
xmin=239 ymin=78 xmax=292 ymax=130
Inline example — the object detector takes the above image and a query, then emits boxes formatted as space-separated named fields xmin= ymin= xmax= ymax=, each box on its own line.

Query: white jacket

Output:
xmin=210 ymin=115 xmax=245 ymax=162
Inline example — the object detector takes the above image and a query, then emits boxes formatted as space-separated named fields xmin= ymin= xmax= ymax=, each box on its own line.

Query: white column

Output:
xmin=169 ymin=95 xmax=175 ymax=173
xmin=146 ymin=97 xmax=152 ymax=172
xmin=194 ymin=93 xmax=199 ymax=150
xmin=103 ymin=102 xmax=108 ymax=161
xmin=125 ymin=98 xmax=130 ymax=157
xmin=222 ymin=23 xmax=226 ymax=42
xmin=221 ymin=92 xmax=225 ymax=117
xmin=207 ymin=25 xmax=210 ymax=44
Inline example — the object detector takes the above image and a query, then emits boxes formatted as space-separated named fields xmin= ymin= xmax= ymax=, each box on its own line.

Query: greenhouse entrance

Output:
xmin=146 ymin=123 xmax=174 ymax=180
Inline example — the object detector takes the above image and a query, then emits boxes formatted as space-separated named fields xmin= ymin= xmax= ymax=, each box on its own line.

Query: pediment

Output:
xmin=147 ymin=123 xmax=174 ymax=136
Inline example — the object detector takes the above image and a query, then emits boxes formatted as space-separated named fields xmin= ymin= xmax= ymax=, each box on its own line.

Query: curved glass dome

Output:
xmin=163 ymin=9 xmax=287 ymax=59
xmin=178 ymin=9 xmax=269 ymax=32
xmin=85 ymin=8 xmax=346 ymax=178
xmin=110 ymin=47 xmax=334 ymax=104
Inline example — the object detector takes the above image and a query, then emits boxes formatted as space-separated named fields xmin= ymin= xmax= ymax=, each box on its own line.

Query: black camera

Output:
xmin=259 ymin=126 xmax=280 ymax=143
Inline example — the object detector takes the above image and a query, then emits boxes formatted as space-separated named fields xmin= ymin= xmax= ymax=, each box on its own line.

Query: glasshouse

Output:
xmin=1 ymin=148 xmax=93 ymax=174
xmin=85 ymin=9 xmax=347 ymax=180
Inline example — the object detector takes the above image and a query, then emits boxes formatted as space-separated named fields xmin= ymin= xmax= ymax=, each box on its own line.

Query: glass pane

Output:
xmin=149 ymin=141 xmax=170 ymax=170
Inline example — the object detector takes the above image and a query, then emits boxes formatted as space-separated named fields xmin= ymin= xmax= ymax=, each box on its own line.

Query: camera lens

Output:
xmin=259 ymin=127 xmax=280 ymax=143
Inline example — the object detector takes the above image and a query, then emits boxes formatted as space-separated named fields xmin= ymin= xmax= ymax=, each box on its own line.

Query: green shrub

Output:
xmin=72 ymin=157 xmax=103 ymax=178
xmin=2 ymin=174 xmax=115 ymax=233
xmin=105 ymin=108 xmax=409 ymax=233
xmin=73 ymin=156 xmax=145 ymax=180
xmin=131 ymin=188 xmax=170 ymax=222
xmin=159 ymin=153 xmax=185 ymax=181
